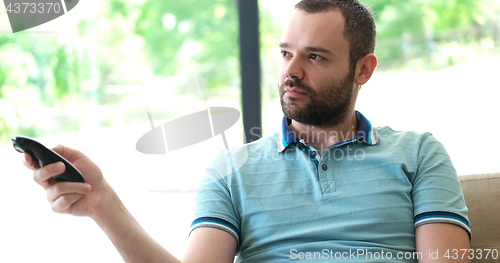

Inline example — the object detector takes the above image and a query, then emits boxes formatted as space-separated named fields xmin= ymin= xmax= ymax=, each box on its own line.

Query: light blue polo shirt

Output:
xmin=191 ymin=111 xmax=470 ymax=262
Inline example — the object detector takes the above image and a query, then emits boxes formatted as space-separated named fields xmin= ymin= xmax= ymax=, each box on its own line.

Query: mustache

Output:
xmin=279 ymin=79 xmax=315 ymax=95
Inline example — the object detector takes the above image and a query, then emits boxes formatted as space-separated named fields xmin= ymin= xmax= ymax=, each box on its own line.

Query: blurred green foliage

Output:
xmin=0 ymin=0 xmax=499 ymax=142
xmin=363 ymin=0 xmax=499 ymax=68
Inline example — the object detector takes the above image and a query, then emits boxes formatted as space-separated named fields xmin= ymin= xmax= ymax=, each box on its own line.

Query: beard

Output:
xmin=279 ymin=68 xmax=356 ymax=128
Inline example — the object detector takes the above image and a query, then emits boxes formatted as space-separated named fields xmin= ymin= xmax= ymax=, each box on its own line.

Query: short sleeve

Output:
xmin=412 ymin=134 xmax=471 ymax=237
xmin=189 ymin=150 xmax=240 ymax=245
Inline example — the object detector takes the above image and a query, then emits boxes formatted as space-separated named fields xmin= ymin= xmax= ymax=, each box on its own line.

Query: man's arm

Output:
xmin=416 ymin=223 xmax=471 ymax=263
xmin=411 ymin=134 xmax=471 ymax=262
xmin=183 ymin=228 xmax=237 ymax=263
xmin=25 ymin=145 xmax=237 ymax=263
xmin=94 ymin=191 xmax=237 ymax=263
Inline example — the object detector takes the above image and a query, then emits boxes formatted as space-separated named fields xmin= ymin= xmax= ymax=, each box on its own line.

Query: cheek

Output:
xmin=278 ymin=66 xmax=286 ymax=84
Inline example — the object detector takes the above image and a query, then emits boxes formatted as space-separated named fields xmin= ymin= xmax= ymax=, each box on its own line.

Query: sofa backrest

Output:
xmin=459 ymin=172 xmax=500 ymax=263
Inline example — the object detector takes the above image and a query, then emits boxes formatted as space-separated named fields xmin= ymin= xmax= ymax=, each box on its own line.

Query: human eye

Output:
xmin=309 ymin=53 xmax=323 ymax=60
xmin=281 ymin=50 xmax=290 ymax=57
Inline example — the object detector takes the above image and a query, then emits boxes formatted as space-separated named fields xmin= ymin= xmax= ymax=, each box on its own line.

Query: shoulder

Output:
xmin=371 ymin=127 xmax=451 ymax=172
xmin=374 ymin=126 xmax=442 ymax=149
xmin=375 ymin=126 xmax=432 ymax=140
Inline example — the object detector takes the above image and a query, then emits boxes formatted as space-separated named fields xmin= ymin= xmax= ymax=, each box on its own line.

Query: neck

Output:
xmin=289 ymin=111 xmax=358 ymax=152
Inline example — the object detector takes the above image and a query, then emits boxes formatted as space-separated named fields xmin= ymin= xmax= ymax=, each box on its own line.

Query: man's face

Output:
xmin=278 ymin=9 xmax=355 ymax=128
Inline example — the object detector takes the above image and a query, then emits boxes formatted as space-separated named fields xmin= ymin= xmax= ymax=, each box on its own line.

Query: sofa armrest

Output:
xmin=459 ymin=173 xmax=500 ymax=262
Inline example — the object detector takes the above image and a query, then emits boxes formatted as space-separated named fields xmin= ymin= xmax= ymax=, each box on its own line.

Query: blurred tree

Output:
xmin=0 ymin=0 xmax=241 ymax=140
xmin=134 ymin=0 xmax=239 ymax=90
xmin=362 ymin=0 xmax=489 ymax=66
xmin=0 ymin=0 xmax=498 ymax=141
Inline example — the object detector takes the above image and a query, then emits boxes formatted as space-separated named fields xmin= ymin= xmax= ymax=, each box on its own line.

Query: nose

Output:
xmin=283 ymin=55 xmax=304 ymax=80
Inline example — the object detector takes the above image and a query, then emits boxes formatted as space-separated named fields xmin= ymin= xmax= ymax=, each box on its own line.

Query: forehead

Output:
xmin=280 ymin=9 xmax=349 ymax=56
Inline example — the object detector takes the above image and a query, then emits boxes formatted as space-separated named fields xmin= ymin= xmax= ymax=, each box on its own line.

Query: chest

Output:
xmin=229 ymin=146 xmax=418 ymax=252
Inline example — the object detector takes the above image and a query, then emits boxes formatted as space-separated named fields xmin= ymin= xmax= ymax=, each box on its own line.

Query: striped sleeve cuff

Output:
xmin=415 ymin=211 xmax=471 ymax=239
xmin=190 ymin=217 xmax=240 ymax=244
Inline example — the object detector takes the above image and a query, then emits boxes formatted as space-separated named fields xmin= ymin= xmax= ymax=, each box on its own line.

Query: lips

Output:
xmin=284 ymin=87 xmax=308 ymax=97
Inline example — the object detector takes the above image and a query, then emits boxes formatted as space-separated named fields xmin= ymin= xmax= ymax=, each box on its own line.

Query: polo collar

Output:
xmin=277 ymin=111 xmax=380 ymax=152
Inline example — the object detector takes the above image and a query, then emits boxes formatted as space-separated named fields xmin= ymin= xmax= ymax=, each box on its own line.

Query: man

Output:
xmin=24 ymin=0 xmax=470 ymax=262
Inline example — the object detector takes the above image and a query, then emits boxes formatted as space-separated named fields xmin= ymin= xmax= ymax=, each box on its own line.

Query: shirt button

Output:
xmin=322 ymin=164 xmax=328 ymax=171
xmin=311 ymin=151 xmax=317 ymax=157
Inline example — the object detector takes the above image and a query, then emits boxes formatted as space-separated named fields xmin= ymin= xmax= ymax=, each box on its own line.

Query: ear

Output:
xmin=354 ymin=53 xmax=377 ymax=86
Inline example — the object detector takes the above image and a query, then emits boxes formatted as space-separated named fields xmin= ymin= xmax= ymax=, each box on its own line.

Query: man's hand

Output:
xmin=23 ymin=144 xmax=113 ymax=219
xmin=21 ymin=143 xmax=236 ymax=263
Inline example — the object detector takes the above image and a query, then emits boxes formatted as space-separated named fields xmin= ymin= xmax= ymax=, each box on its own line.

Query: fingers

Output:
xmin=47 ymin=182 xmax=92 ymax=213
xmin=47 ymin=182 xmax=92 ymax=202
xmin=50 ymin=144 xmax=84 ymax=163
xmin=22 ymin=153 xmax=39 ymax=170
xmin=51 ymin=193 xmax=84 ymax=213
xmin=33 ymin=162 xmax=65 ymax=189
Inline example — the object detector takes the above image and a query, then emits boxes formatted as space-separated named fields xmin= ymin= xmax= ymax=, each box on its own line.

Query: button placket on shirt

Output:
xmin=297 ymin=141 xmax=336 ymax=194
xmin=318 ymin=139 xmax=360 ymax=194
xmin=318 ymin=149 xmax=336 ymax=194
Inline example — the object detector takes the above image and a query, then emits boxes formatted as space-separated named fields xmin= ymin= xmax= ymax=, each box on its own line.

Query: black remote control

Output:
xmin=12 ymin=136 xmax=85 ymax=183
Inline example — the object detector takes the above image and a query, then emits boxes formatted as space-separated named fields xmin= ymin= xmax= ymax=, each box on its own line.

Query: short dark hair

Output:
xmin=295 ymin=0 xmax=376 ymax=69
